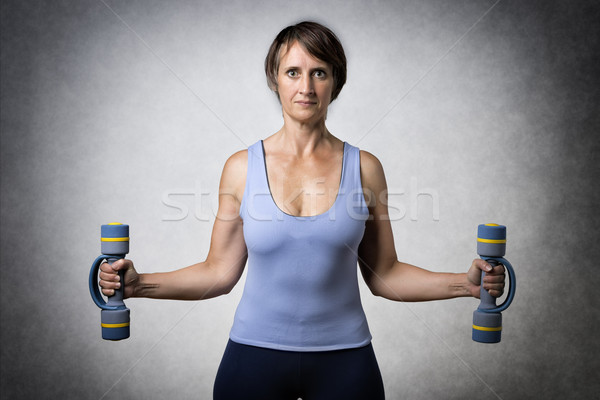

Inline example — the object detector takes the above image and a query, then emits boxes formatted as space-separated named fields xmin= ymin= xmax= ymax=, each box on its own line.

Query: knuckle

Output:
xmin=100 ymin=263 xmax=116 ymax=273
xmin=99 ymin=271 xmax=116 ymax=281
xmin=99 ymin=278 xmax=116 ymax=289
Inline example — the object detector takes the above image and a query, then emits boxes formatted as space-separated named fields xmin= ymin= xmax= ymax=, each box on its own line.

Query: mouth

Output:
xmin=295 ymin=100 xmax=317 ymax=106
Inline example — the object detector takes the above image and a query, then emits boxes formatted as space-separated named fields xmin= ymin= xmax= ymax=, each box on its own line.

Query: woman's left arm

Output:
xmin=357 ymin=151 xmax=505 ymax=302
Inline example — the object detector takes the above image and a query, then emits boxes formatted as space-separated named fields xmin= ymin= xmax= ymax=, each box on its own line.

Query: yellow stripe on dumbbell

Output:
xmin=101 ymin=322 xmax=130 ymax=328
xmin=477 ymin=238 xmax=506 ymax=244
xmin=101 ymin=237 xmax=130 ymax=242
xmin=473 ymin=324 xmax=502 ymax=332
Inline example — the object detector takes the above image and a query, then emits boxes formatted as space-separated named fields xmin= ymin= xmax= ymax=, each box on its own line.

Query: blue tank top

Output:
xmin=230 ymin=140 xmax=372 ymax=351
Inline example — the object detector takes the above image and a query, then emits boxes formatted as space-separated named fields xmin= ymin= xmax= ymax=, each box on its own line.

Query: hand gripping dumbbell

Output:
xmin=472 ymin=223 xmax=516 ymax=343
xmin=88 ymin=223 xmax=130 ymax=340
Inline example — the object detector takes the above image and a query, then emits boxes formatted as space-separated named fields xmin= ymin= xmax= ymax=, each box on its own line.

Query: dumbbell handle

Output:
xmin=478 ymin=257 xmax=516 ymax=313
xmin=89 ymin=254 xmax=127 ymax=310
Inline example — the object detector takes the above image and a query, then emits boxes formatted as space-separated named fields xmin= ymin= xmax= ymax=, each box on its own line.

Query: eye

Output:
xmin=286 ymin=70 xmax=298 ymax=78
xmin=313 ymin=70 xmax=326 ymax=79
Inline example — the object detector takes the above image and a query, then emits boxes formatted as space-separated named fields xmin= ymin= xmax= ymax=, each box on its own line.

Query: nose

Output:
xmin=299 ymin=75 xmax=314 ymax=95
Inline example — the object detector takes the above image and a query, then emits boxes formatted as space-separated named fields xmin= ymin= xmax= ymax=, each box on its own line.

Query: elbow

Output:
xmin=364 ymin=277 xmax=388 ymax=298
xmin=215 ymin=281 xmax=237 ymax=297
xmin=368 ymin=284 xmax=404 ymax=302
xmin=365 ymin=280 xmax=380 ymax=297
xmin=204 ymin=265 xmax=242 ymax=299
xmin=197 ymin=279 xmax=236 ymax=299
xmin=364 ymin=272 xmax=405 ymax=301
xmin=369 ymin=286 xmax=390 ymax=299
xmin=359 ymin=257 xmax=399 ymax=300
xmin=192 ymin=257 xmax=242 ymax=300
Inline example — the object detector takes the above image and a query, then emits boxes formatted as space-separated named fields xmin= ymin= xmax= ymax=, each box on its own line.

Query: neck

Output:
xmin=277 ymin=114 xmax=332 ymax=157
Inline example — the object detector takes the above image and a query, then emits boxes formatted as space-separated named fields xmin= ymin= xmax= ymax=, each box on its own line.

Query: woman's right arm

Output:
xmin=99 ymin=150 xmax=248 ymax=300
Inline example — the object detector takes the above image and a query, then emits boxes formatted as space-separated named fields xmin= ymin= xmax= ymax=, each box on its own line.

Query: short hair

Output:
xmin=265 ymin=21 xmax=347 ymax=102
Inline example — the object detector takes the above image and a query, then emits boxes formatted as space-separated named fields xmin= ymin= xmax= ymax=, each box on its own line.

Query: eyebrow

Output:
xmin=282 ymin=64 xmax=330 ymax=71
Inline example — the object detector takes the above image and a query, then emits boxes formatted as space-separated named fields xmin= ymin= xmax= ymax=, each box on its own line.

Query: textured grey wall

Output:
xmin=1 ymin=0 xmax=598 ymax=399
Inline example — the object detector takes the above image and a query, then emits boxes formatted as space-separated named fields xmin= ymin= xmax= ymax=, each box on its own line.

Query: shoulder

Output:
xmin=220 ymin=149 xmax=248 ymax=202
xmin=224 ymin=148 xmax=248 ymax=171
xmin=359 ymin=150 xmax=387 ymax=190
xmin=358 ymin=150 xmax=387 ymax=209
xmin=359 ymin=150 xmax=384 ymax=175
xmin=360 ymin=150 xmax=387 ymax=212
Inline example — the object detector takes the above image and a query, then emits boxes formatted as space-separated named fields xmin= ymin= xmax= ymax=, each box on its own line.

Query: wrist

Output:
xmin=449 ymin=273 xmax=475 ymax=298
xmin=134 ymin=273 xmax=158 ymax=298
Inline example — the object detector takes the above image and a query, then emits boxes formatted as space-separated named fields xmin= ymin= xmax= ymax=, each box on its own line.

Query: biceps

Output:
xmin=206 ymin=196 xmax=248 ymax=288
xmin=358 ymin=214 xmax=397 ymax=289
xmin=358 ymin=151 xmax=397 ymax=273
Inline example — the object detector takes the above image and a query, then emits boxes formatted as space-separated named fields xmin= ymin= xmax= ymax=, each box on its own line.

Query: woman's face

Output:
xmin=277 ymin=41 xmax=334 ymax=125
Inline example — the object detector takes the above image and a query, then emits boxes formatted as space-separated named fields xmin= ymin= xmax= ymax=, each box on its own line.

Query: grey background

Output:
xmin=1 ymin=0 xmax=598 ymax=399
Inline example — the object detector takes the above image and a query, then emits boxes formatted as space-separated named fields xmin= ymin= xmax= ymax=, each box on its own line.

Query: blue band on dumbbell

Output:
xmin=477 ymin=224 xmax=506 ymax=240
xmin=477 ymin=224 xmax=507 ymax=257
xmin=101 ymin=223 xmax=129 ymax=238
xmin=101 ymin=308 xmax=130 ymax=340
xmin=472 ymin=328 xmax=502 ymax=343
xmin=101 ymin=223 xmax=130 ymax=255
xmin=102 ymin=325 xmax=130 ymax=340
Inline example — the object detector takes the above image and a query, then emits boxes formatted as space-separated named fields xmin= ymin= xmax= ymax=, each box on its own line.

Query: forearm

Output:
xmin=134 ymin=261 xmax=231 ymax=300
xmin=372 ymin=261 xmax=473 ymax=302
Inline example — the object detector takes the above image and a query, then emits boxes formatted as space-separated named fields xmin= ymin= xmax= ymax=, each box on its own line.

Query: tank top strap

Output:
xmin=339 ymin=142 xmax=368 ymax=213
xmin=247 ymin=140 xmax=268 ymax=189
xmin=240 ymin=141 xmax=268 ymax=219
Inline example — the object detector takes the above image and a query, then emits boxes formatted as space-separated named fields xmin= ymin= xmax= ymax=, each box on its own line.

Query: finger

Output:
xmin=99 ymin=263 xmax=119 ymax=280
xmin=483 ymin=274 xmax=505 ymax=283
xmin=102 ymin=288 xmax=115 ymax=296
xmin=473 ymin=259 xmax=493 ymax=272
xmin=99 ymin=270 xmax=120 ymax=282
xmin=488 ymin=264 xmax=505 ymax=276
xmin=112 ymin=258 xmax=134 ymax=272
xmin=99 ymin=262 xmax=116 ymax=273
xmin=486 ymin=288 xmax=504 ymax=298
xmin=99 ymin=272 xmax=121 ymax=287
xmin=483 ymin=281 xmax=505 ymax=291
xmin=100 ymin=280 xmax=121 ymax=290
xmin=99 ymin=259 xmax=126 ymax=272
xmin=108 ymin=259 xmax=124 ymax=271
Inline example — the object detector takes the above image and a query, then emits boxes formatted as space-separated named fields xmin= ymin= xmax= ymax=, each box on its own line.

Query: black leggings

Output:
xmin=213 ymin=340 xmax=385 ymax=400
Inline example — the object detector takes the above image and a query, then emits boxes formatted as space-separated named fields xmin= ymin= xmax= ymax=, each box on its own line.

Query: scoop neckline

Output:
xmin=260 ymin=140 xmax=347 ymax=219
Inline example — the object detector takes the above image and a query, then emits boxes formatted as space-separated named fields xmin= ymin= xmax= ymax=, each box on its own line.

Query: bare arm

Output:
xmin=100 ymin=150 xmax=249 ymax=300
xmin=357 ymin=151 xmax=504 ymax=302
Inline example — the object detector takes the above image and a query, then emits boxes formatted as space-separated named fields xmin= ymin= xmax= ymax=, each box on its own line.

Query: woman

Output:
xmin=100 ymin=21 xmax=505 ymax=399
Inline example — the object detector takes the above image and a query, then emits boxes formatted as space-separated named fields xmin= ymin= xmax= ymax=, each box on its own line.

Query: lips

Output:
xmin=295 ymin=100 xmax=316 ymax=105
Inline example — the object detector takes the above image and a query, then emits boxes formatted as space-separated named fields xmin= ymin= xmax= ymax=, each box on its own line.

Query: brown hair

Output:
xmin=265 ymin=21 xmax=347 ymax=102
